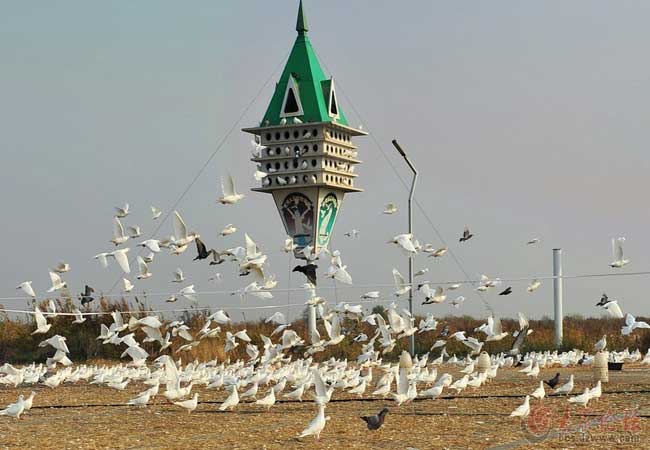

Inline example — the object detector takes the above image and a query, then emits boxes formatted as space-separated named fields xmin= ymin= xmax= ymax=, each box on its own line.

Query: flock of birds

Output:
xmin=3 ymin=142 xmax=650 ymax=440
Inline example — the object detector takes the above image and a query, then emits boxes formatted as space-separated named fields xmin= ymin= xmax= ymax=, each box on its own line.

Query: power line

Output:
xmin=4 ymin=269 xmax=650 ymax=302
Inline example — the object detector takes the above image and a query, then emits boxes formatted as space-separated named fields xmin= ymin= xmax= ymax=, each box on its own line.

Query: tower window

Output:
xmin=280 ymin=76 xmax=304 ymax=118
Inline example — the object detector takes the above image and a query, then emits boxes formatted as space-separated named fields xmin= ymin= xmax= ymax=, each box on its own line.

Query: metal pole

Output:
xmin=392 ymin=139 xmax=418 ymax=357
xmin=553 ymin=248 xmax=563 ymax=348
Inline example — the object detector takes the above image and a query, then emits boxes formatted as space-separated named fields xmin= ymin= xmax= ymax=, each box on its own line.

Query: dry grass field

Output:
xmin=1 ymin=364 xmax=648 ymax=449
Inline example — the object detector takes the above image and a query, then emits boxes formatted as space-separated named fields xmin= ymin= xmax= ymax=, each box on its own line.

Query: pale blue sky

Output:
xmin=2 ymin=1 xmax=650 ymax=321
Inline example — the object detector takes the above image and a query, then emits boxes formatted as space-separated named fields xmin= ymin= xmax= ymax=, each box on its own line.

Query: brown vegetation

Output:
xmin=0 ymin=298 xmax=648 ymax=364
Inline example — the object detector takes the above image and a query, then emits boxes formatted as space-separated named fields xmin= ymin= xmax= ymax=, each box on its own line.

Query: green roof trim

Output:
xmin=261 ymin=1 xmax=348 ymax=126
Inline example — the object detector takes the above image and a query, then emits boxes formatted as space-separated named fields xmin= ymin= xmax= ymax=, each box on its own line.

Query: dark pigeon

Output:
xmin=360 ymin=408 xmax=389 ymax=430
xmin=209 ymin=250 xmax=224 ymax=265
xmin=439 ymin=325 xmax=450 ymax=337
xmin=499 ymin=287 xmax=513 ymax=296
xmin=595 ymin=293 xmax=609 ymax=307
xmin=459 ymin=226 xmax=473 ymax=243
xmin=544 ymin=372 xmax=561 ymax=389
xmin=193 ymin=237 xmax=212 ymax=261
xmin=292 ymin=264 xmax=318 ymax=286
xmin=80 ymin=285 xmax=95 ymax=307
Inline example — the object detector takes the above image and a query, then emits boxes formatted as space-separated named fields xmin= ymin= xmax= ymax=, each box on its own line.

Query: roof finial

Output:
xmin=296 ymin=0 xmax=308 ymax=34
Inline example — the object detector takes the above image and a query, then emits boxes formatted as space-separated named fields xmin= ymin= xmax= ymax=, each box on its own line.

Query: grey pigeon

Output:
xmin=360 ymin=407 xmax=389 ymax=430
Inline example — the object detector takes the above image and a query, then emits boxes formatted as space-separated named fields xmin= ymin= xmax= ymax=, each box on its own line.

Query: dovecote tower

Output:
xmin=243 ymin=0 xmax=367 ymax=258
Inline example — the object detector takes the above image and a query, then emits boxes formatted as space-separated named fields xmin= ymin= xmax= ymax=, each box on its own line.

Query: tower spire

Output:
xmin=296 ymin=0 xmax=308 ymax=34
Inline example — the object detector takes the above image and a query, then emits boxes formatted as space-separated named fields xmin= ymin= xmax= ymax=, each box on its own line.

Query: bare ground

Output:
xmin=0 ymin=365 xmax=649 ymax=449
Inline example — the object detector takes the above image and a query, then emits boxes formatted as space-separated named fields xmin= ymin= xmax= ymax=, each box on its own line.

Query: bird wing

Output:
xmin=244 ymin=234 xmax=259 ymax=259
xmin=330 ymin=313 xmax=341 ymax=339
xmin=625 ymin=313 xmax=635 ymax=327
xmin=173 ymin=211 xmax=188 ymax=240
xmin=397 ymin=366 xmax=409 ymax=395
xmin=137 ymin=256 xmax=148 ymax=276
xmin=518 ymin=312 xmax=529 ymax=330
xmin=376 ymin=315 xmax=392 ymax=342
xmin=614 ymin=237 xmax=624 ymax=261
xmin=493 ymin=317 xmax=503 ymax=335
xmin=34 ymin=307 xmax=47 ymax=328
xmin=221 ymin=175 xmax=235 ymax=196
xmin=605 ymin=301 xmax=623 ymax=318
xmin=46 ymin=273 xmax=60 ymax=290
xmin=396 ymin=234 xmax=416 ymax=253
xmin=112 ymin=250 xmax=130 ymax=274
xmin=511 ymin=326 xmax=528 ymax=353
xmin=312 ymin=368 xmax=327 ymax=398
xmin=112 ymin=218 xmax=125 ymax=240
xmin=392 ymin=268 xmax=405 ymax=288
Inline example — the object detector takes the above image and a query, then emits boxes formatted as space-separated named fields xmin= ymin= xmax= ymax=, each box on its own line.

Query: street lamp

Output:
xmin=392 ymin=139 xmax=418 ymax=356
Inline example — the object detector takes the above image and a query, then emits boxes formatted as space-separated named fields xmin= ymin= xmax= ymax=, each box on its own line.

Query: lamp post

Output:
xmin=392 ymin=139 xmax=418 ymax=356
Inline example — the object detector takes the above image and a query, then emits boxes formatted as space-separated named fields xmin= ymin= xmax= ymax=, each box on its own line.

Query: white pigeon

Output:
xmin=220 ymin=224 xmax=237 ymax=236
xmin=361 ymin=291 xmax=380 ymax=299
xmin=128 ymin=225 xmax=142 ymax=238
xmin=554 ymin=374 xmax=574 ymax=395
xmin=594 ymin=335 xmax=607 ymax=352
xmin=172 ymin=268 xmax=185 ymax=283
xmin=609 ymin=237 xmax=630 ymax=268
xmin=114 ymin=203 xmax=129 ymax=218
xmin=111 ymin=218 xmax=129 ymax=246
xmin=32 ymin=307 xmax=51 ymax=335
xmin=179 ymin=285 xmax=198 ymax=302
xmin=136 ymin=256 xmax=152 ymax=280
xmin=568 ymin=388 xmax=591 ymax=407
xmin=531 ymin=381 xmax=545 ymax=400
xmin=218 ymin=174 xmax=245 ymax=204
xmin=527 ymin=279 xmax=542 ymax=292
xmin=109 ymin=248 xmax=131 ymax=273
xmin=151 ymin=206 xmax=162 ymax=220
xmin=0 ymin=395 xmax=25 ymax=419
xmin=16 ymin=281 xmax=36 ymax=297
xmin=47 ymin=271 xmax=66 ymax=292
xmin=389 ymin=233 xmax=417 ymax=254
xmin=218 ymin=386 xmax=240 ymax=411
xmin=602 ymin=300 xmax=624 ymax=319
xmin=138 ymin=239 xmax=161 ymax=253
xmin=298 ymin=403 xmax=330 ymax=440
xmin=392 ymin=268 xmax=411 ymax=297
xmin=173 ymin=392 xmax=198 ymax=413
xmin=52 ymin=262 xmax=70 ymax=273
xmin=255 ymin=389 xmax=276 ymax=411
xmin=509 ymin=395 xmax=530 ymax=418
xmin=171 ymin=211 xmax=198 ymax=248
xmin=621 ymin=313 xmax=650 ymax=335
xmin=127 ymin=389 xmax=152 ymax=407
xmin=123 ymin=278 xmax=134 ymax=292
xmin=72 ymin=309 xmax=86 ymax=324
xmin=383 ymin=203 xmax=397 ymax=214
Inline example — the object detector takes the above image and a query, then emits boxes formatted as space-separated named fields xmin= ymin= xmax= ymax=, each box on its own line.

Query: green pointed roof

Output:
xmin=261 ymin=1 xmax=348 ymax=126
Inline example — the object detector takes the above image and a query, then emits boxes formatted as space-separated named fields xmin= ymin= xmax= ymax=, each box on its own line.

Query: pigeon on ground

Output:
xmin=544 ymin=373 xmax=560 ymax=389
xmin=360 ymin=407 xmax=389 ymax=430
